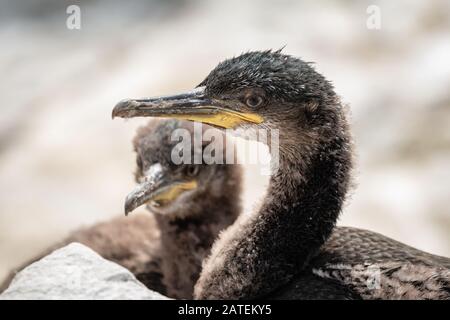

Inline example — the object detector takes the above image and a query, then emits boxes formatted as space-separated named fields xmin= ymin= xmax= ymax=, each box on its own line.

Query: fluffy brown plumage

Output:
xmin=272 ymin=227 xmax=450 ymax=299
xmin=194 ymin=51 xmax=450 ymax=300
xmin=0 ymin=120 xmax=242 ymax=299
xmin=112 ymin=50 xmax=450 ymax=300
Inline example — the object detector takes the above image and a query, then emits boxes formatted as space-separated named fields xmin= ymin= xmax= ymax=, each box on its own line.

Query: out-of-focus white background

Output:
xmin=0 ymin=0 xmax=449 ymax=283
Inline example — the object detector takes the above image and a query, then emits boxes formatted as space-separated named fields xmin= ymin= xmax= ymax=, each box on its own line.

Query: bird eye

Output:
xmin=186 ymin=165 xmax=199 ymax=177
xmin=245 ymin=95 xmax=263 ymax=108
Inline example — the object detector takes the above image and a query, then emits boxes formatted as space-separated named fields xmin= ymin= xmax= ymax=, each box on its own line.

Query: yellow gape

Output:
xmin=151 ymin=180 xmax=198 ymax=206
xmin=165 ymin=108 xmax=263 ymax=129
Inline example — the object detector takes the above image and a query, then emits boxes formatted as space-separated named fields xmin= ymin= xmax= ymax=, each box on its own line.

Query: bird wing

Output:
xmin=269 ymin=271 xmax=361 ymax=300
xmin=309 ymin=227 xmax=450 ymax=299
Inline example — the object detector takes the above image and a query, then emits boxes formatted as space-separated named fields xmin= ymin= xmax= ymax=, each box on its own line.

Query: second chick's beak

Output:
xmin=124 ymin=163 xmax=197 ymax=215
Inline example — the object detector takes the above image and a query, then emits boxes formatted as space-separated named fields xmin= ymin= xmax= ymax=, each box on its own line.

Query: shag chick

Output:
xmin=1 ymin=120 xmax=241 ymax=299
xmin=112 ymin=50 xmax=450 ymax=299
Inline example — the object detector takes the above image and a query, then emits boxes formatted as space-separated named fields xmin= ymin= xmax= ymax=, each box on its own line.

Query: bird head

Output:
xmin=112 ymin=50 xmax=348 ymax=168
xmin=113 ymin=50 xmax=341 ymax=145
xmin=124 ymin=119 xmax=240 ymax=218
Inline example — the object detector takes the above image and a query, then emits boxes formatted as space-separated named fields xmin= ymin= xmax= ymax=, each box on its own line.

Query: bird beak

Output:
xmin=112 ymin=86 xmax=263 ymax=129
xmin=124 ymin=165 xmax=197 ymax=215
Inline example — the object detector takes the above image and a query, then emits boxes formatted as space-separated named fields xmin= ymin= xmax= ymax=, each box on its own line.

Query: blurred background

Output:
xmin=0 ymin=0 xmax=449 ymax=283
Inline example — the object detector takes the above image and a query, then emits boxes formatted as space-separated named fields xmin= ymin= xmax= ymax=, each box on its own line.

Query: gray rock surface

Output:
xmin=0 ymin=243 xmax=169 ymax=300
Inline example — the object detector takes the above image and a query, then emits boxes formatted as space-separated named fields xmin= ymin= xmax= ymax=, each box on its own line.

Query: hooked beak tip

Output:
xmin=112 ymin=99 xmax=135 ymax=119
xmin=124 ymin=193 xmax=138 ymax=216
xmin=124 ymin=201 xmax=131 ymax=216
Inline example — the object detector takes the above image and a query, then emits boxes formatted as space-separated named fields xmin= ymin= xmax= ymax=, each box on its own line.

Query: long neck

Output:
xmin=254 ymin=123 xmax=352 ymax=295
xmin=194 ymin=113 xmax=352 ymax=299
xmin=155 ymin=170 xmax=241 ymax=299
xmin=265 ymin=132 xmax=351 ymax=260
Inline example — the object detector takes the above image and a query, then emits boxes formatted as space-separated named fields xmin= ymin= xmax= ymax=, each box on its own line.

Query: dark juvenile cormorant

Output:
xmin=112 ymin=50 xmax=450 ymax=299
xmin=122 ymin=119 xmax=241 ymax=298
xmin=1 ymin=120 xmax=241 ymax=299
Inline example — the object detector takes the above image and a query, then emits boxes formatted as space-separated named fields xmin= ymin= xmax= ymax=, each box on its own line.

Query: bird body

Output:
xmin=1 ymin=120 xmax=241 ymax=299
xmin=125 ymin=119 xmax=242 ymax=298
xmin=273 ymin=227 xmax=450 ymax=299
xmin=110 ymin=50 xmax=448 ymax=300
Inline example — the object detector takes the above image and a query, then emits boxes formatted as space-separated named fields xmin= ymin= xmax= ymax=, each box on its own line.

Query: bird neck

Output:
xmin=268 ymin=131 xmax=351 ymax=249
xmin=156 ymin=193 xmax=239 ymax=249
xmin=195 ymin=112 xmax=352 ymax=299
xmin=154 ymin=169 xmax=241 ymax=299
xmin=252 ymin=120 xmax=352 ymax=291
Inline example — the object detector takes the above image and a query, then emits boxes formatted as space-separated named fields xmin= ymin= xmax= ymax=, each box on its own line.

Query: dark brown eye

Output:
xmin=245 ymin=95 xmax=263 ymax=108
xmin=186 ymin=165 xmax=199 ymax=177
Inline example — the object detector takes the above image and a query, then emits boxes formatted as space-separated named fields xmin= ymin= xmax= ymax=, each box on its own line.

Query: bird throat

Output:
xmin=194 ymin=133 xmax=352 ymax=299
xmin=267 ymin=136 xmax=351 ymax=263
